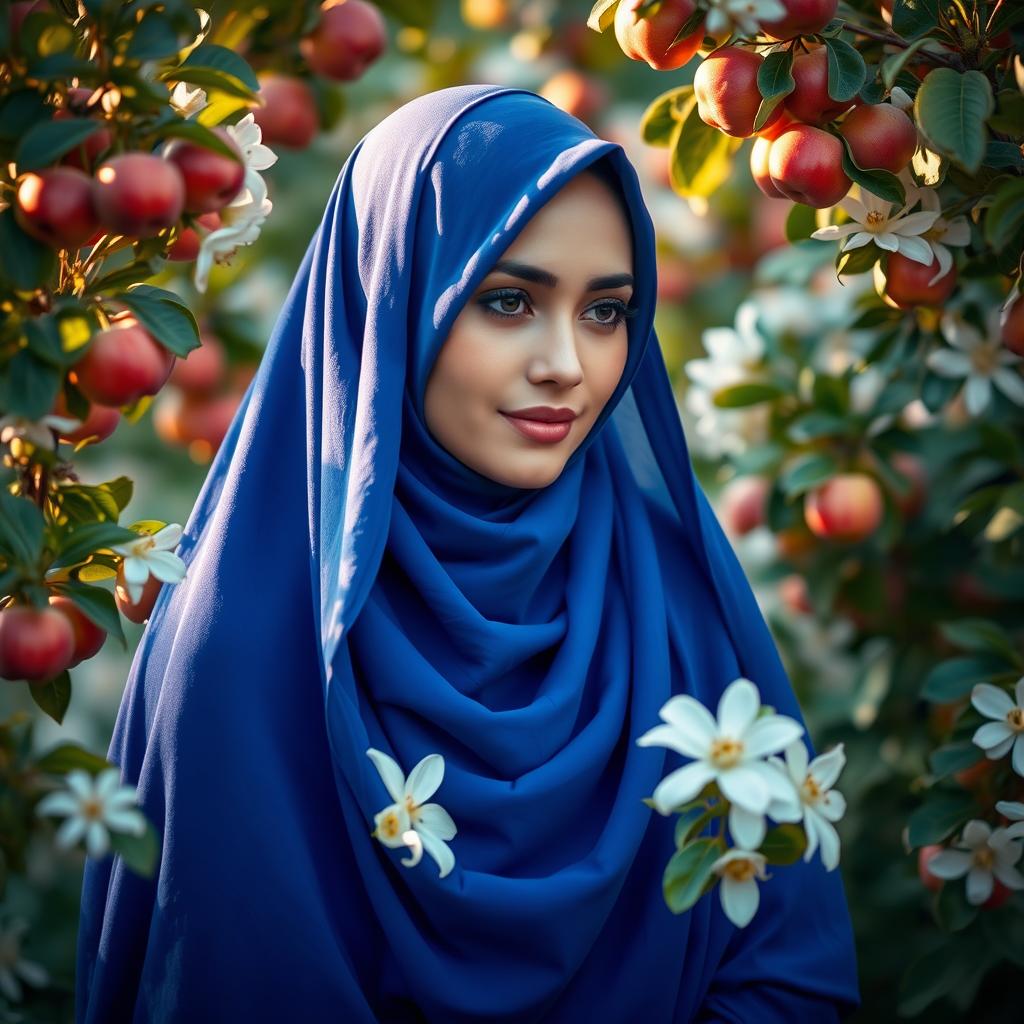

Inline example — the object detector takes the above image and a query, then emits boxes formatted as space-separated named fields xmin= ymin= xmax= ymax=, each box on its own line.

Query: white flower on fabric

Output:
xmin=710 ymin=848 xmax=769 ymax=927
xmin=902 ymin=185 xmax=971 ymax=285
xmin=0 ymin=413 xmax=80 ymax=449
xmin=996 ymin=800 xmax=1024 ymax=841
xmin=636 ymin=677 xmax=805 ymax=823
xmin=169 ymin=81 xmax=207 ymax=118
xmin=367 ymin=747 xmax=457 ymax=878
xmin=971 ymin=677 xmax=1024 ymax=777
xmin=35 ymin=767 xmax=146 ymax=859
xmin=926 ymin=819 xmax=1024 ymax=905
xmin=810 ymin=179 xmax=940 ymax=266
xmin=767 ymin=740 xmax=847 ymax=870
xmin=0 ymin=916 xmax=49 ymax=1004
xmin=926 ymin=308 xmax=1024 ymax=417
xmin=704 ymin=0 xmax=788 ymax=37
xmin=109 ymin=523 xmax=187 ymax=603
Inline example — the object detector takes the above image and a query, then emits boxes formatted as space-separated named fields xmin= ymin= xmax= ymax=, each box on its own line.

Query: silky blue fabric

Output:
xmin=76 ymin=84 xmax=860 ymax=1023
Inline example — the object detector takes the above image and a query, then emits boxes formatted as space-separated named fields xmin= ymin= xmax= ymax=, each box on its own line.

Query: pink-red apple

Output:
xmin=168 ymin=332 xmax=227 ymax=394
xmin=51 ymin=390 xmax=120 ymax=445
xmin=163 ymin=130 xmax=245 ymax=214
xmin=539 ymin=70 xmax=608 ymax=125
xmin=72 ymin=318 xmax=175 ymax=407
xmin=167 ymin=212 xmax=221 ymax=261
xmin=115 ymin=563 xmax=163 ymax=624
xmin=760 ymin=0 xmax=838 ymax=40
xmin=15 ymin=168 xmax=99 ymax=249
xmin=1001 ymin=296 xmax=1024 ymax=357
xmin=882 ymin=251 xmax=957 ymax=310
xmin=614 ymin=0 xmax=705 ymax=71
xmin=0 ymin=605 xmax=75 ymax=682
xmin=785 ymin=48 xmax=854 ymax=125
xmin=720 ymin=475 xmax=771 ymax=535
xmin=751 ymin=136 xmax=785 ymax=198
xmin=767 ymin=124 xmax=851 ymax=207
xmin=93 ymin=153 xmax=185 ymax=237
xmin=917 ymin=845 xmax=944 ymax=892
xmin=694 ymin=47 xmax=782 ymax=138
xmin=48 ymin=595 xmax=106 ymax=667
xmin=839 ymin=103 xmax=918 ymax=174
xmin=804 ymin=472 xmax=884 ymax=541
xmin=253 ymin=75 xmax=319 ymax=150
xmin=299 ymin=0 xmax=387 ymax=81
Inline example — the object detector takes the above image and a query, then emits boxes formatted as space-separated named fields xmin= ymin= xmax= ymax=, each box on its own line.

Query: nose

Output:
xmin=526 ymin=313 xmax=584 ymax=388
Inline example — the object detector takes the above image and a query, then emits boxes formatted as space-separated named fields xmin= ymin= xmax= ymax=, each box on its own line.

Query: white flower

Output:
xmin=710 ymin=848 xmax=769 ymax=927
xmin=926 ymin=308 xmax=1024 ymax=417
xmin=902 ymin=185 xmax=971 ymax=286
xmin=224 ymin=112 xmax=277 ymax=193
xmin=169 ymin=81 xmax=207 ymax=118
xmin=971 ymin=677 xmax=1024 ymax=776
xmin=0 ymin=917 xmax=48 ymax=1005
xmin=810 ymin=179 xmax=940 ymax=266
xmin=704 ymin=0 xmax=788 ymax=37
xmin=109 ymin=524 xmax=187 ymax=603
xmin=996 ymin=800 xmax=1024 ymax=841
xmin=0 ymin=413 xmax=81 ymax=449
xmin=636 ymin=677 xmax=805 ymax=823
xmin=35 ymin=767 xmax=146 ymax=859
xmin=367 ymin=747 xmax=457 ymax=878
xmin=889 ymin=86 xmax=913 ymax=110
xmin=926 ymin=819 xmax=1024 ymax=905
xmin=767 ymin=740 xmax=847 ymax=870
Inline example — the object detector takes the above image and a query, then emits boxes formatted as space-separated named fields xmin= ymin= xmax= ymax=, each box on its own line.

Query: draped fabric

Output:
xmin=75 ymin=85 xmax=860 ymax=1023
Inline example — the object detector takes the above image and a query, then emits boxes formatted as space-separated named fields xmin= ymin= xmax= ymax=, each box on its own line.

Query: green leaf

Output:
xmin=0 ymin=493 xmax=45 ymax=567
xmin=823 ymin=37 xmax=867 ymax=102
xmin=779 ymin=452 xmax=839 ymax=497
xmin=984 ymin=177 xmax=1024 ymax=251
xmin=897 ymin=936 xmax=964 ymax=1017
xmin=937 ymin=619 xmax=1019 ymax=663
xmin=587 ymin=0 xmax=620 ymax=32
xmin=914 ymin=68 xmax=994 ymax=175
xmin=114 ymin=286 xmax=200 ymax=358
xmin=711 ymin=382 xmax=785 ymax=408
xmin=0 ymin=348 xmax=61 ymax=420
xmin=920 ymin=655 xmax=1011 ymax=702
xmin=372 ymin=0 xmax=439 ymax=29
xmin=177 ymin=43 xmax=259 ymax=93
xmin=28 ymin=670 xmax=72 ymax=725
xmin=880 ymin=37 xmax=931 ymax=91
xmin=662 ymin=837 xmax=722 ymax=914
xmin=785 ymin=203 xmax=818 ymax=244
xmin=907 ymin=789 xmax=976 ymax=848
xmin=50 ymin=522 xmax=141 ymax=571
xmin=0 ymin=208 xmax=57 ymax=290
xmin=758 ymin=823 xmax=807 ymax=865
xmin=928 ymin=741 xmax=984 ymax=781
xmin=674 ymin=804 xmax=712 ymax=848
xmin=14 ymin=117 xmax=104 ymax=171
xmin=837 ymin=240 xmax=884 ymax=277
xmin=154 ymin=117 xmax=241 ymax=162
xmin=669 ymin=106 xmax=742 ymax=199
xmin=125 ymin=10 xmax=183 ymax=60
xmin=640 ymin=86 xmax=693 ymax=147
xmin=838 ymin=132 xmax=905 ymax=207
xmin=933 ymin=876 xmax=979 ymax=932
xmin=49 ymin=580 xmax=126 ymax=649
xmin=108 ymin=819 xmax=160 ymax=877
xmin=34 ymin=742 xmax=112 ymax=776
xmin=0 ymin=89 xmax=52 ymax=144
xmin=786 ymin=411 xmax=848 ymax=442
xmin=891 ymin=0 xmax=940 ymax=39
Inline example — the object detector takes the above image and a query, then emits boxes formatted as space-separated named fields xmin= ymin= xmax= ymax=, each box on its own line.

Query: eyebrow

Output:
xmin=488 ymin=259 xmax=634 ymax=292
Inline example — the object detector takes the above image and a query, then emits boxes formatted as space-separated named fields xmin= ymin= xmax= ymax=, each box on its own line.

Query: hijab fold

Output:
xmin=76 ymin=84 xmax=860 ymax=1023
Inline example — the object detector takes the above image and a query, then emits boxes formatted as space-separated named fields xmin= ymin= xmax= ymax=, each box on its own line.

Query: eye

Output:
xmin=584 ymin=299 xmax=633 ymax=329
xmin=479 ymin=288 xmax=532 ymax=320
xmin=479 ymin=288 xmax=637 ymax=328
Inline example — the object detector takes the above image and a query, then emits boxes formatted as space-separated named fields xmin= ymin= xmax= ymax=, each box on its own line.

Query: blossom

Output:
xmin=971 ymin=677 xmax=1024 ymax=777
xmin=904 ymin=185 xmax=971 ymax=285
xmin=810 ymin=180 xmax=940 ymax=266
xmin=35 ymin=767 xmax=146 ymax=859
xmin=0 ymin=413 xmax=80 ymax=449
xmin=636 ymin=677 xmax=805 ymax=822
xmin=925 ymin=307 xmax=1024 ymax=417
xmin=367 ymin=747 xmax=457 ymax=878
xmin=109 ymin=523 xmax=187 ymax=603
xmin=711 ymin=848 xmax=769 ymax=927
xmin=0 ymin=917 xmax=48 ymax=1004
xmin=767 ymin=740 xmax=847 ymax=870
xmin=169 ymin=81 xmax=207 ymax=118
xmin=926 ymin=819 xmax=1024 ymax=905
xmin=995 ymin=800 xmax=1024 ymax=841
xmin=704 ymin=0 xmax=787 ymax=37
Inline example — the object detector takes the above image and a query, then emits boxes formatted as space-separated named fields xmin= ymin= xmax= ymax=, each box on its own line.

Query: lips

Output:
xmin=500 ymin=412 xmax=574 ymax=444
xmin=502 ymin=406 xmax=578 ymax=423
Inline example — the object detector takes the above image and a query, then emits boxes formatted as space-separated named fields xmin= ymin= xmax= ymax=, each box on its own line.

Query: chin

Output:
xmin=498 ymin=456 xmax=567 ymax=490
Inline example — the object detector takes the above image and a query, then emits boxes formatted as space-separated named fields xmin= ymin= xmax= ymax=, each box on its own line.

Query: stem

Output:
xmin=837 ymin=20 xmax=963 ymax=70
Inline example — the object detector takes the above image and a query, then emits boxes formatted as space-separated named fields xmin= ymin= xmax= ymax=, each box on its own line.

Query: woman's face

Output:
xmin=424 ymin=171 xmax=635 ymax=490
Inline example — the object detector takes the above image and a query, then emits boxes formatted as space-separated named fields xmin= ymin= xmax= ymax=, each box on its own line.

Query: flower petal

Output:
xmin=416 ymin=826 xmax=455 ymax=878
xmin=925 ymin=349 xmax=971 ymax=378
xmin=659 ymin=694 xmax=719 ymax=751
xmin=85 ymin=820 xmax=110 ymax=859
xmin=406 ymin=753 xmax=444 ymax=804
xmin=729 ymin=804 xmax=766 ymax=849
xmin=964 ymin=374 xmax=992 ymax=417
xmin=717 ymin=678 xmax=761 ymax=738
xmin=651 ymin=760 xmax=717 ymax=815
xmin=365 ymin=748 xmax=406 ymax=804
xmin=965 ymin=865 xmax=993 ymax=905
xmin=743 ymin=715 xmax=804 ymax=759
xmin=973 ymin=721 xmax=1014 ymax=751
xmin=718 ymin=765 xmax=769 ymax=813
xmin=993 ymin=368 xmax=1024 ymax=407
xmin=104 ymin=808 xmax=147 ymax=836
xmin=894 ymin=235 xmax=934 ymax=265
xmin=972 ymin=683 xmax=1016 ymax=720
xmin=783 ymin=739 xmax=808 ymax=781
xmin=35 ymin=791 xmax=79 ymax=817
xmin=809 ymin=809 xmax=840 ymax=870
xmin=819 ymin=788 xmax=847 ymax=823
xmin=992 ymin=860 xmax=1024 ymax=891
xmin=720 ymin=876 xmax=760 ymax=928
xmin=145 ymin=550 xmax=187 ymax=584
xmin=927 ymin=849 xmax=971 ymax=879
xmin=962 ymin=819 xmax=992 ymax=847
xmin=54 ymin=815 xmax=87 ymax=849
xmin=416 ymin=802 xmax=456 ymax=841
xmin=1013 ymin=734 xmax=1024 ymax=779
xmin=809 ymin=743 xmax=846 ymax=790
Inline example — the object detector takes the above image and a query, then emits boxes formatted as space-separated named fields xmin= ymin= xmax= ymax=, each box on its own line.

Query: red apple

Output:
xmin=54 ymin=88 xmax=112 ymax=171
xmin=614 ymin=0 xmax=705 ymax=71
xmin=760 ymin=0 xmax=838 ymax=40
xmin=47 ymin=595 xmax=106 ymax=667
xmin=0 ymin=605 xmax=75 ymax=682
xmin=163 ymin=130 xmax=245 ymax=214
xmin=917 ymin=844 xmax=944 ymax=892
xmin=757 ymin=108 xmax=801 ymax=141
xmin=1001 ymin=296 xmax=1024 ymax=357
xmin=804 ymin=472 xmax=884 ymax=541
xmin=155 ymin=388 xmax=240 ymax=451
xmin=167 ymin=212 xmax=221 ymax=261
xmin=51 ymin=390 xmax=120 ymax=445
xmin=93 ymin=153 xmax=185 ymax=238
xmin=839 ymin=103 xmax=918 ymax=174
xmin=299 ymin=0 xmax=387 ymax=82
xmin=882 ymin=251 xmax=957 ymax=310
xmin=694 ymin=47 xmax=783 ymax=138
xmin=15 ymin=168 xmax=99 ymax=250
xmin=253 ymin=75 xmax=319 ymax=150
xmin=984 ymin=879 xmax=1012 ymax=910
xmin=72 ymin=318 xmax=175 ymax=407
xmin=785 ymin=48 xmax=854 ymax=125
xmin=168 ymin=332 xmax=227 ymax=394
xmin=778 ymin=574 xmax=813 ymax=614
xmin=768 ymin=124 xmax=851 ymax=207
xmin=720 ymin=475 xmax=771 ymax=535
xmin=750 ymin=136 xmax=785 ymax=198
xmin=539 ymin=69 xmax=609 ymax=125
xmin=114 ymin=563 xmax=163 ymax=624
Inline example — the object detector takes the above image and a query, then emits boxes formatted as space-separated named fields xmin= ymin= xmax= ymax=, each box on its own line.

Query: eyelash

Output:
xmin=479 ymin=288 xmax=639 ymax=329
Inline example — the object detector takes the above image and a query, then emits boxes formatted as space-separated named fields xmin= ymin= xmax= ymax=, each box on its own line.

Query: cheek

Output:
xmin=587 ymin=338 xmax=629 ymax=405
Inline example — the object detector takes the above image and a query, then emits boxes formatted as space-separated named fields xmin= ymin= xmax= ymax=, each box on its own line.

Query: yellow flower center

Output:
xmin=404 ymin=793 xmax=422 ymax=823
xmin=1008 ymin=707 xmax=1024 ymax=732
xmin=865 ymin=210 xmax=887 ymax=229
xmin=709 ymin=737 xmax=744 ymax=769
xmin=379 ymin=810 xmax=403 ymax=840
xmin=82 ymin=797 xmax=103 ymax=822
xmin=970 ymin=343 xmax=1000 ymax=375
xmin=801 ymin=774 xmax=822 ymax=804
xmin=722 ymin=858 xmax=757 ymax=882
xmin=974 ymin=846 xmax=995 ymax=871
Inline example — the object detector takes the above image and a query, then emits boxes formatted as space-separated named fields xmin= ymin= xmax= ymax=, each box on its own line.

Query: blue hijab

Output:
xmin=76 ymin=84 xmax=860 ymax=1023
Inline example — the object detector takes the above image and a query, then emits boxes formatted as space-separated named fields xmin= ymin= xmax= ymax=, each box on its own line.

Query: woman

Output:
xmin=75 ymin=84 xmax=860 ymax=1023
